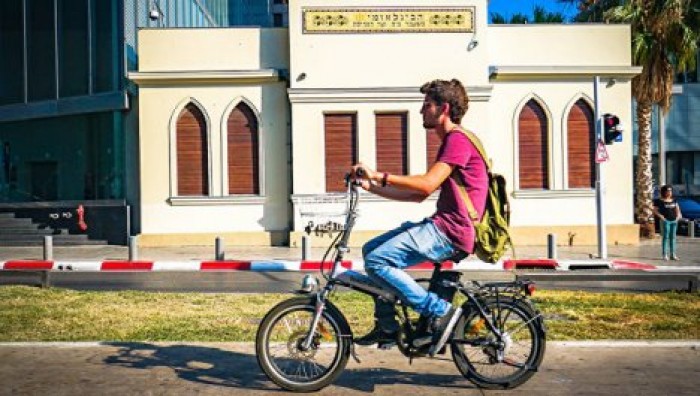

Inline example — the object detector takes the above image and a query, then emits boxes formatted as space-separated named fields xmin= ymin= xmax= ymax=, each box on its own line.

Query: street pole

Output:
xmin=594 ymin=76 xmax=608 ymax=259
xmin=658 ymin=105 xmax=666 ymax=186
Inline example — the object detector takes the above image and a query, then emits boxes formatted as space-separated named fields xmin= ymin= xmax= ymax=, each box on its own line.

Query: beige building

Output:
xmin=130 ymin=0 xmax=641 ymax=248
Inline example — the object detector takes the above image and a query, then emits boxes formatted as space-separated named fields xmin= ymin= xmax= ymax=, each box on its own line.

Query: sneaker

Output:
xmin=671 ymin=255 xmax=679 ymax=261
xmin=431 ymin=306 xmax=458 ymax=338
xmin=663 ymin=255 xmax=669 ymax=261
xmin=412 ymin=306 xmax=458 ymax=348
xmin=354 ymin=325 xmax=398 ymax=348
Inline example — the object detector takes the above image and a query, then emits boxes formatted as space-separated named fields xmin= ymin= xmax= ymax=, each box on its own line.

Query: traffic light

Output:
xmin=603 ymin=113 xmax=622 ymax=145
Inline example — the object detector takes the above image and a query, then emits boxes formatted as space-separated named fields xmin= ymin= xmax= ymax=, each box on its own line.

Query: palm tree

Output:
xmin=490 ymin=12 xmax=508 ymax=24
xmin=510 ymin=12 xmax=532 ymax=23
xmin=557 ymin=0 xmax=624 ymax=22
xmin=490 ymin=6 xmax=567 ymax=24
xmin=533 ymin=5 xmax=566 ymax=22
xmin=604 ymin=1 xmax=699 ymax=237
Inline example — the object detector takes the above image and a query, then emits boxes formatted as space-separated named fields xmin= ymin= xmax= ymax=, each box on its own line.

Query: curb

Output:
xmin=0 ymin=258 xmax=661 ymax=272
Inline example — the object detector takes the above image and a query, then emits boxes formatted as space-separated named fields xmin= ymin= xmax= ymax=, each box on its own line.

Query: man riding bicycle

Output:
xmin=352 ymin=78 xmax=489 ymax=348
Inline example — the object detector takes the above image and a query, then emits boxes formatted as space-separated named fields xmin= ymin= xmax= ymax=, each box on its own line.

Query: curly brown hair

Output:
xmin=419 ymin=79 xmax=469 ymax=123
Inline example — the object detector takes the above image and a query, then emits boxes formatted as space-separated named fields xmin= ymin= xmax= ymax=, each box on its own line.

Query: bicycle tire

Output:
xmin=451 ymin=297 xmax=546 ymax=389
xmin=256 ymin=297 xmax=351 ymax=392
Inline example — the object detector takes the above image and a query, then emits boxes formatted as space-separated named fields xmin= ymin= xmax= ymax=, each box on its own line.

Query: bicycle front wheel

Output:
xmin=255 ymin=297 xmax=350 ymax=392
xmin=451 ymin=298 xmax=546 ymax=389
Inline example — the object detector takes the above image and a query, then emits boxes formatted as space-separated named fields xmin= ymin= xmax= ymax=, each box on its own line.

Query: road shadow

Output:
xmin=103 ymin=342 xmax=476 ymax=393
xmin=333 ymin=366 xmax=474 ymax=393
xmin=103 ymin=342 xmax=277 ymax=391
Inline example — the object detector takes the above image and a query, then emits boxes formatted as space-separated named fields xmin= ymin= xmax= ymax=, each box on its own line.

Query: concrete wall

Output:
xmin=288 ymin=0 xmax=489 ymax=88
xmin=488 ymin=24 xmax=632 ymax=67
xmin=137 ymin=28 xmax=289 ymax=71
xmin=133 ymin=28 xmax=290 ymax=246
xmin=488 ymin=25 xmax=636 ymax=244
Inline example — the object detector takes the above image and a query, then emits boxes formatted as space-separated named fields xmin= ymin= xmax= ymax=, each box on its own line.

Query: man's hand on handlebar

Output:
xmin=351 ymin=163 xmax=376 ymax=191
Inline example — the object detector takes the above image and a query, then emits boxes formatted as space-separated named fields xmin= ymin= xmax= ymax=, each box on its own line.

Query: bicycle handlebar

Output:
xmin=344 ymin=168 xmax=365 ymax=188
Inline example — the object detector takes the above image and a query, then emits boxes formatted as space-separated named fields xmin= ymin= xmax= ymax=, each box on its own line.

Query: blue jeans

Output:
xmin=359 ymin=219 xmax=456 ymax=332
xmin=661 ymin=219 xmax=678 ymax=257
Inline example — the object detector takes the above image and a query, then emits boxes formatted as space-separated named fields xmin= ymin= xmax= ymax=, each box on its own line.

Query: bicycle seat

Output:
xmin=335 ymin=271 xmax=398 ymax=303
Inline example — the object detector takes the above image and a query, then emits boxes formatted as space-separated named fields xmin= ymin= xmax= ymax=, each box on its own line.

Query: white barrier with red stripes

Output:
xmin=0 ymin=258 xmax=660 ymax=272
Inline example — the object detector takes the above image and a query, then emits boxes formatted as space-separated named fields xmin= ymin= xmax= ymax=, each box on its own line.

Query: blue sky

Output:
xmin=489 ymin=0 xmax=579 ymax=21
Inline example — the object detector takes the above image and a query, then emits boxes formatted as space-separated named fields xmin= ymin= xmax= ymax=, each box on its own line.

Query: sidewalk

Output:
xmin=1 ymin=236 xmax=698 ymax=267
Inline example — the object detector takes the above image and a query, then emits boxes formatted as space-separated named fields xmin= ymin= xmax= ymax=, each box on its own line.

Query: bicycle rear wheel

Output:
xmin=451 ymin=298 xmax=546 ymax=389
xmin=256 ymin=297 xmax=350 ymax=392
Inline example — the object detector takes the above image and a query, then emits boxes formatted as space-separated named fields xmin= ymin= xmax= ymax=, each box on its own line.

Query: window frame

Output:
xmin=221 ymin=97 xmax=265 ymax=198
xmin=514 ymin=94 xmax=553 ymax=192
xmin=170 ymin=98 xmax=212 ymax=198
xmin=563 ymin=94 xmax=596 ymax=190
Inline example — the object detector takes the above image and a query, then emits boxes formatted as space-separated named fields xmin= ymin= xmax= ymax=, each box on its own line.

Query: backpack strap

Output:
xmin=453 ymin=170 xmax=481 ymax=223
xmin=453 ymin=128 xmax=490 ymax=169
xmin=448 ymin=127 xmax=489 ymax=224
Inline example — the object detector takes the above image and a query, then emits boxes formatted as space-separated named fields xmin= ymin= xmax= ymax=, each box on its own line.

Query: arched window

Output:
xmin=227 ymin=103 xmax=260 ymax=195
xmin=176 ymin=103 xmax=208 ymax=196
xmin=567 ymin=99 xmax=595 ymax=188
xmin=518 ymin=99 xmax=549 ymax=189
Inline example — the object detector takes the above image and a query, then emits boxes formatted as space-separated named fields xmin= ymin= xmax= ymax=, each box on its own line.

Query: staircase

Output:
xmin=0 ymin=212 xmax=108 ymax=246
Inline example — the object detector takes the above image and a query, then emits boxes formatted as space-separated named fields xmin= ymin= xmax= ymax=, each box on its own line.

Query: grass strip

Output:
xmin=0 ymin=286 xmax=698 ymax=342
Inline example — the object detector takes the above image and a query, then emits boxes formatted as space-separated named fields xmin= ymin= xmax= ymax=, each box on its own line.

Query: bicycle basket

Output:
xmin=294 ymin=194 xmax=351 ymax=232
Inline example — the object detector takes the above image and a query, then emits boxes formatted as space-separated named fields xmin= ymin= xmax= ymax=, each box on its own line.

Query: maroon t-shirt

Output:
xmin=430 ymin=130 xmax=489 ymax=253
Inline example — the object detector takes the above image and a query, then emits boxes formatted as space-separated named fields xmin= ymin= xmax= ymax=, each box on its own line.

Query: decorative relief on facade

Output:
xmin=302 ymin=7 xmax=475 ymax=34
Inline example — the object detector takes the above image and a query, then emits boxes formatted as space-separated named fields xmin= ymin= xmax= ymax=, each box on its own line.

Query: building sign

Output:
xmin=302 ymin=7 xmax=475 ymax=34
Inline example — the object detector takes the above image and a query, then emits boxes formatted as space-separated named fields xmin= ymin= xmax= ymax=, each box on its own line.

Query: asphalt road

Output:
xmin=2 ymin=269 xmax=697 ymax=293
xmin=1 ymin=342 xmax=698 ymax=395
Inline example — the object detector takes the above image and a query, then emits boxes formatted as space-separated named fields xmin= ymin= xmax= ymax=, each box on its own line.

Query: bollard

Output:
xmin=690 ymin=220 xmax=696 ymax=238
xmin=215 ymin=236 xmax=225 ymax=261
xmin=128 ymin=235 xmax=138 ymax=261
xmin=43 ymin=235 xmax=53 ymax=261
xmin=547 ymin=233 xmax=557 ymax=260
xmin=302 ymin=235 xmax=310 ymax=260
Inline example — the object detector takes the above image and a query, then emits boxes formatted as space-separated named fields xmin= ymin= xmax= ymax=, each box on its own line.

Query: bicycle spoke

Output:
xmin=263 ymin=305 xmax=342 ymax=385
xmin=504 ymin=314 xmax=539 ymax=337
xmin=454 ymin=301 xmax=540 ymax=384
xmin=499 ymin=306 xmax=514 ymax=330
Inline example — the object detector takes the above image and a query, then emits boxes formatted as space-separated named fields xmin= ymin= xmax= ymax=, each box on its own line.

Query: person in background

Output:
xmin=653 ymin=185 xmax=682 ymax=260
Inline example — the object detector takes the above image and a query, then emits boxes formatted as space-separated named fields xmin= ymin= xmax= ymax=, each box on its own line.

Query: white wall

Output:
xmin=133 ymin=28 xmax=290 ymax=240
xmin=489 ymin=24 xmax=631 ymax=67
xmin=288 ymin=0 xmax=489 ymax=88
xmin=288 ymin=1 xmax=637 ymax=235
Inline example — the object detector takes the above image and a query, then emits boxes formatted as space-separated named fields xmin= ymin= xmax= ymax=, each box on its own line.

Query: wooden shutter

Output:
xmin=176 ymin=103 xmax=208 ymax=196
xmin=567 ymin=99 xmax=595 ymax=188
xmin=376 ymin=113 xmax=408 ymax=175
xmin=325 ymin=114 xmax=357 ymax=192
xmin=518 ymin=100 xmax=549 ymax=189
xmin=426 ymin=128 xmax=441 ymax=169
xmin=227 ymin=103 xmax=259 ymax=194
